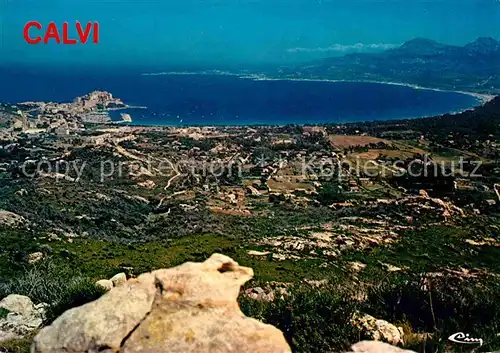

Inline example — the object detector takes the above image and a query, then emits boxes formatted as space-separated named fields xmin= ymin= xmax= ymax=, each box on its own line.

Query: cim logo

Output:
xmin=23 ymin=21 xmax=99 ymax=44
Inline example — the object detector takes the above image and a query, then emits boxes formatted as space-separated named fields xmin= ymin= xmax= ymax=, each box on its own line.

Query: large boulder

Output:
xmin=0 ymin=294 xmax=47 ymax=342
xmin=32 ymin=254 xmax=292 ymax=353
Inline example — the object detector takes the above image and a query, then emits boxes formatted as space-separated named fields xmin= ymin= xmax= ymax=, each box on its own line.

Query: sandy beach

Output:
xmin=241 ymin=74 xmax=497 ymax=106
xmin=147 ymin=71 xmax=496 ymax=106
xmin=142 ymin=70 xmax=497 ymax=106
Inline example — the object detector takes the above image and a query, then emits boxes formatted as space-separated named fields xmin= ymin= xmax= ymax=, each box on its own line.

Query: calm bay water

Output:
xmin=0 ymin=67 xmax=480 ymax=126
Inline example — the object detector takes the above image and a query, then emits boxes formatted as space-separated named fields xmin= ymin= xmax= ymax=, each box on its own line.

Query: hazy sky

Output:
xmin=1 ymin=0 xmax=499 ymax=69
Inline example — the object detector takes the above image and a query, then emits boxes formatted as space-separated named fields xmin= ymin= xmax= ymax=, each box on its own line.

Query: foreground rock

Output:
xmin=32 ymin=254 xmax=292 ymax=353
xmin=0 ymin=294 xmax=47 ymax=342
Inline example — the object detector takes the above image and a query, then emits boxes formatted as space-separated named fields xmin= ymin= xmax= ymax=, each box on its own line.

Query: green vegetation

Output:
xmin=0 ymin=307 xmax=10 ymax=319
xmin=240 ymin=274 xmax=500 ymax=353
xmin=240 ymin=286 xmax=360 ymax=353
xmin=316 ymin=182 xmax=347 ymax=205
xmin=0 ymin=332 xmax=37 ymax=353
xmin=344 ymin=225 xmax=500 ymax=273
xmin=2 ymin=222 xmax=500 ymax=352
xmin=0 ymin=260 xmax=106 ymax=324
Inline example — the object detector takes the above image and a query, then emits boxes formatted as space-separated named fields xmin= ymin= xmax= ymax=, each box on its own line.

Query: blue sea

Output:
xmin=0 ymin=66 xmax=481 ymax=126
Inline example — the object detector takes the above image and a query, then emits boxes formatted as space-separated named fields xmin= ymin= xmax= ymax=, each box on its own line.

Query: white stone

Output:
xmin=110 ymin=273 xmax=127 ymax=287
xmin=95 ymin=279 xmax=113 ymax=291
xmin=28 ymin=252 xmax=44 ymax=264
xmin=0 ymin=295 xmax=46 ymax=342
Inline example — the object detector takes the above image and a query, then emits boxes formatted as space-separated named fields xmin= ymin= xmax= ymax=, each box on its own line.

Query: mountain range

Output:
xmin=276 ymin=37 xmax=500 ymax=93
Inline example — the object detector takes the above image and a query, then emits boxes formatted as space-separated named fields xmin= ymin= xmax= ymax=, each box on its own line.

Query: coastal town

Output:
xmin=0 ymin=91 xmax=136 ymax=135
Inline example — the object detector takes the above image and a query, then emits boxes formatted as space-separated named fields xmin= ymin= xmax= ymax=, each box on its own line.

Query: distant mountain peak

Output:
xmin=396 ymin=37 xmax=500 ymax=52
xmin=469 ymin=37 xmax=499 ymax=45
xmin=392 ymin=38 xmax=448 ymax=55
xmin=401 ymin=38 xmax=441 ymax=47
xmin=465 ymin=37 xmax=500 ymax=53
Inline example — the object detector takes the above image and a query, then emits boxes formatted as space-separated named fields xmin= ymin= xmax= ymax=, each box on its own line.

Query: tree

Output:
xmin=317 ymin=182 xmax=346 ymax=205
